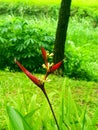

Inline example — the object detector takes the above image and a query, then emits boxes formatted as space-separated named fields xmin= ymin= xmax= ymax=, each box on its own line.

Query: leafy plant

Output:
xmin=0 ymin=10 xmax=98 ymax=81
xmin=0 ymin=17 xmax=54 ymax=72
xmin=7 ymin=47 xmax=62 ymax=130
xmin=7 ymin=106 xmax=32 ymax=130
xmin=65 ymin=39 xmax=98 ymax=81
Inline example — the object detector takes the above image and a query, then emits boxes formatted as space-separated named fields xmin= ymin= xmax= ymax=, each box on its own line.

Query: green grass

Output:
xmin=65 ymin=16 xmax=98 ymax=81
xmin=0 ymin=71 xmax=98 ymax=129
xmin=72 ymin=0 xmax=98 ymax=7
xmin=0 ymin=0 xmax=60 ymax=5
xmin=0 ymin=0 xmax=98 ymax=7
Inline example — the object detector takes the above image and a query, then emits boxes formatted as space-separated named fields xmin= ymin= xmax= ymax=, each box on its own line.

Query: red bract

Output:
xmin=15 ymin=60 xmax=43 ymax=88
xmin=50 ymin=61 xmax=62 ymax=73
xmin=41 ymin=47 xmax=48 ymax=66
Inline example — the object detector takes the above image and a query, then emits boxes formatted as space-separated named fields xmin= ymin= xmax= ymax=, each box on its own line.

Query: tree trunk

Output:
xmin=53 ymin=0 xmax=72 ymax=75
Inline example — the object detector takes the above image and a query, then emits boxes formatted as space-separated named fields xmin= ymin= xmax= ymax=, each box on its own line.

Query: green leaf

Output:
xmin=7 ymin=106 xmax=32 ymax=130
xmin=24 ymin=108 xmax=39 ymax=119
xmin=92 ymin=106 xmax=98 ymax=126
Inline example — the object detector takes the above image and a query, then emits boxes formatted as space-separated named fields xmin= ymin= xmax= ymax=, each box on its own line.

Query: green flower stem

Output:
xmin=42 ymin=87 xmax=60 ymax=130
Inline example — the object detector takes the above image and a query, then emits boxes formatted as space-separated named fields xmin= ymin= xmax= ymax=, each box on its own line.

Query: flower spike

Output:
xmin=14 ymin=46 xmax=61 ymax=130
xmin=14 ymin=59 xmax=43 ymax=88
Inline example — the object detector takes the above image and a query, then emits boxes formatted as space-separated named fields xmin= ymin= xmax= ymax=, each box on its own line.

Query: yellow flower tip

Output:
xmin=40 ymin=79 xmax=45 ymax=85
xmin=50 ymin=63 xmax=54 ymax=67
xmin=46 ymin=78 xmax=51 ymax=82
xmin=49 ymin=53 xmax=54 ymax=57
xmin=46 ymin=51 xmax=49 ymax=57
xmin=42 ymin=64 xmax=46 ymax=69
xmin=40 ymin=76 xmax=46 ymax=84
xmin=47 ymin=62 xmax=51 ymax=69
xmin=14 ymin=58 xmax=16 ymax=63
xmin=41 ymin=77 xmax=51 ymax=83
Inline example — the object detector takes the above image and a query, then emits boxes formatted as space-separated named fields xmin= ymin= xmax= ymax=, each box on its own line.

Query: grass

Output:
xmin=72 ymin=0 xmax=98 ymax=7
xmin=65 ymin=16 xmax=98 ymax=81
xmin=0 ymin=0 xmax=98 ymax=7
xmin=0 ymin=0 xmax=61 ymax=5
xmin=0 ymin=71 xmax=98 ymax=129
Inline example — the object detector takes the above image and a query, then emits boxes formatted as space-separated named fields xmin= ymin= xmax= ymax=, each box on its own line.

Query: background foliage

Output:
xmin=0 ymin=17 xmax=54 ymax=72
xmin=0 ymin=0 xmax=98 ymax=81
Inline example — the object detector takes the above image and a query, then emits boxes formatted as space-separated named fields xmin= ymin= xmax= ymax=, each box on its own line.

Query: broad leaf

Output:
xmin=7 ymin=106 xmax=32 ymax=130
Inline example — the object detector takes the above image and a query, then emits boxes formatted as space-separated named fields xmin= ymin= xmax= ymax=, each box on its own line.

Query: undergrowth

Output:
xmin=0 ymin=71 xmax=98 ymax=129
xmin=0 ymin=15 xmax=98 ymax=81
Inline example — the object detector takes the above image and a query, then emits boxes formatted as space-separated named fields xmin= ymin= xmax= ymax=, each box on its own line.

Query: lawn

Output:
xmin=0 ymin=0 xmax=98 ymax=7
xmin=0 ymin=71 xmax=98 ymax=129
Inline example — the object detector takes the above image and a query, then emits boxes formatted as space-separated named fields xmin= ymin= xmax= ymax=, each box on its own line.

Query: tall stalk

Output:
xmin=42 ymin=87 xmax=60 ymax=130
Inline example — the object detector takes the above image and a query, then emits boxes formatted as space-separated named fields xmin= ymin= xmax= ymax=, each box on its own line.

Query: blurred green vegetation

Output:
xmin=0 ymin=0 xmax=98 ymax=81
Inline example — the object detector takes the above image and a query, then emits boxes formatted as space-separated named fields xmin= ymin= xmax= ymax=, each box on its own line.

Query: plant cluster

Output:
xmin=0 ymin=16 xmax=98 ymax=81
xmin=0 ymin=2 xmax=59 ymax=18
xmin=0 ymin=14 xmax=98 ymax=81
xmin=5 ymin=48 xmax=98 ymax=130
xmin=65 ymin=41 xmax=98 ymax=81
xmin=0 ymin=16 xmax=54 ymax=72
xmin=7 ymin=47 xmax=62 ymax=130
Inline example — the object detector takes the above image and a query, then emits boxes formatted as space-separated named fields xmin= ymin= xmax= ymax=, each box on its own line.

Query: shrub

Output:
xmin=0 ymin=16 xmax=54 ymax=72
xmin=0 ymin=2 xmax=59 ymax=19
xmin=0 ymin=15 xmax=98 ymax=81
xmin=65 ymin=40 xmax=98 ymax=81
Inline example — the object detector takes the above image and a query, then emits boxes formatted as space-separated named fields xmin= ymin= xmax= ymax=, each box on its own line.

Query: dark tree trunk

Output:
xmin=53 ymin=0 xmax=72 ymax=75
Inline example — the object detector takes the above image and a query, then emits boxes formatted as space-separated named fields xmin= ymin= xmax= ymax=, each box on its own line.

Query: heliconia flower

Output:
xmin=14 ymin=59 xmax=43 ymax=88
xmin=14 ymin=48 xmax=61 ymax=129
xmin=49 ymin=61 xmax=62 ymax=73
xmin=41 ymin=47 xmax=48 ymax=67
